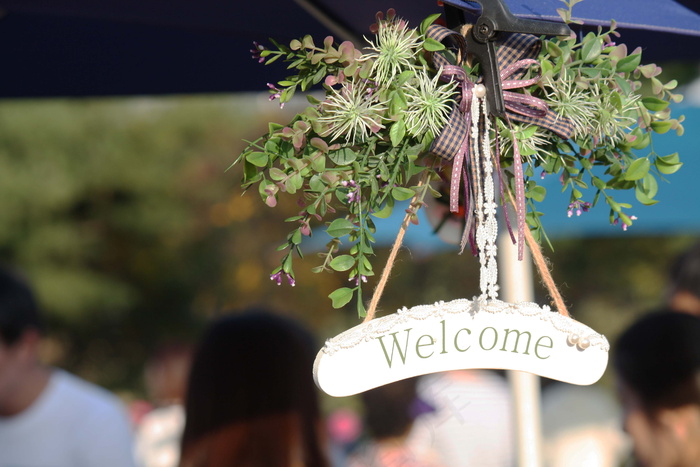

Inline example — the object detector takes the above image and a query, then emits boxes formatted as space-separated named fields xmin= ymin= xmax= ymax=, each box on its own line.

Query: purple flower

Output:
xmin=342 ymin=180 xmax=360 ymax=204
xmin=349 ymin=275 xmax=367 ymax=286
xmin=267 ymin=83 xmax=284 ymax=109
xmin=270 ymin=271 xmax=283 ymax=285
xmin=620 ymin=215 xmax=638 ymax=231
xmin=286 ymin=273 xmax=296 ymax=287
xmin=567 ymin=200 xmax=592 ymax=218
xmin=251 ymin=41 xmax=266 ymax=63
xmin=270 ymin=271 xmax=296 ymax=286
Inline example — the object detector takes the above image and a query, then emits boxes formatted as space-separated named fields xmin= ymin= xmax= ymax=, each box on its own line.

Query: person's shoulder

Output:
xmin=52 ymin=369 xmax=127 ymax=414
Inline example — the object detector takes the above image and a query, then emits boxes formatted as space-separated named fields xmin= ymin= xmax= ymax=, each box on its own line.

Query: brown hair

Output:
xmin=179 ymin=309 xmax=329 ymax=467
xmin=614 ymin=310 xmax=700 ymax=416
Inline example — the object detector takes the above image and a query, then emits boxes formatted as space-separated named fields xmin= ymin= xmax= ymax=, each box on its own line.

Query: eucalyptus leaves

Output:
xmin=235 ymin=2 xmax=683 ymax=316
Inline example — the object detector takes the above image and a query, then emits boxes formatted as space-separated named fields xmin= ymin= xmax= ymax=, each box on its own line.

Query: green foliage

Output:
xmin=236 ymin=3 xmax=685 ymax=316
xmin=236 ymin=12 xmax=448 ymax=316
xmin=518 ymin=0 xmax=685 ymax=237
xmin=0 ymin=97 xmax=333 ymax=390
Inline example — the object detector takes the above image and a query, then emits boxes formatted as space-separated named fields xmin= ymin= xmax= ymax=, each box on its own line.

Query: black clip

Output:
xmin=442 ymin=0 xmax=571 ymax=118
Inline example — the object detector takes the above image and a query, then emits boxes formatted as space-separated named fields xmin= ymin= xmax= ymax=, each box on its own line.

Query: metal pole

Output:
xmin=498 ymin=229 xmax=543 ymax=467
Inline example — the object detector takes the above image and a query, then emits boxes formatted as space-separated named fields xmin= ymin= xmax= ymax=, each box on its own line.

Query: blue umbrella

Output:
xmin=297 ymin=0 xmax=700 ymax=61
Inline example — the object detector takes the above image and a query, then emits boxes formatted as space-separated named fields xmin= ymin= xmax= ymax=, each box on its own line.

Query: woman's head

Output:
xmin=180 ymin=309 xmax=328 ymax=467
xmin=614 ymin=310 xmax=700 ymax=466
xmin=361 ymin=377 xmax=419 ymax=441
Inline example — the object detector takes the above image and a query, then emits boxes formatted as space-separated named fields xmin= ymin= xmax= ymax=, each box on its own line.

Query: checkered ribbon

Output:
xmin=427 ymin=24 xmax=574 ymax=259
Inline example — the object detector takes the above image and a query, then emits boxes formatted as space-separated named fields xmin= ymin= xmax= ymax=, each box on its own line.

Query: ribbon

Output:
xmin=427 ymin=24 xmax=575 ymax=259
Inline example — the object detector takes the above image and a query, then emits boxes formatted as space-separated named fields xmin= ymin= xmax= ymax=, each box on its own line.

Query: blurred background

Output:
xmin=1 ymin=89 xmax=697 ymax=398
xmin=0 ymin=0 xmax=698 ymax=428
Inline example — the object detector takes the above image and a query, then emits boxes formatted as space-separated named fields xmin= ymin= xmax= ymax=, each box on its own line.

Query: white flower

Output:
xmin=543 ymin=71 xmax=597 ymax=138
xmin=361 ymin=18 xmax=421 ymax=86
xmin=318 ymin=82 xmax=387 ymax=144
xmin=404 ymin=70 xmax=456 ymax=138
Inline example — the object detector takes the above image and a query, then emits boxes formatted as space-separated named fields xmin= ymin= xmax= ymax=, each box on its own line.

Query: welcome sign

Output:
xmin=314 ymin=298 xmax=609 ymax=397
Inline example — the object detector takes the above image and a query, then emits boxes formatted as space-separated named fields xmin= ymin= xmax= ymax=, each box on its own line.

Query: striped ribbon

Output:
xmin=427 ymin=24 xmax=574 ymax=259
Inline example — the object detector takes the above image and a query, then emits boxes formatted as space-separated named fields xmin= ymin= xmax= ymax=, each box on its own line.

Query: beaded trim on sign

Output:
xmin=319 ymin=297 xmax=610 ymax=356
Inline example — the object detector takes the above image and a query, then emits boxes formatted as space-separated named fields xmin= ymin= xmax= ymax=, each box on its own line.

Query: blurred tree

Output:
xmin=0 ymin=96 xmax=351 ymax=391
xmin=0 ymin=95 xmax=694 ymax=395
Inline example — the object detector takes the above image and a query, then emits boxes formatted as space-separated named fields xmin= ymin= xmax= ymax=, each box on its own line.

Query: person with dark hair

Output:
xmin=614 ymin=310 xmax=700 ymax=467
xmin=348 ymin=378 xmax=442 ymax=467
xmin=0 ymin=265 xmax=137 ymax=466
xmin=137 ymin=342 xmax=194 ymax=467
xmin=668 ymin=241 xmax=700 ymax=315
xmin=179 ymin=310 xmax=330 ymax=467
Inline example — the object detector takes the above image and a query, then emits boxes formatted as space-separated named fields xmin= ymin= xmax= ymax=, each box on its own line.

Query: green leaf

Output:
xmin=329 ymin=287 xmax=354 ymax=308
xmin=641 ymin=173 xmax=658 ymax=199
xmin=268 ymin=122 xmax=284 ymax=134
xmin=581 ymin=36 xmax=602 ymax=63
xmin=326 ymin=218 xmax=356 ymax=238
xmin=619 ymin=212 xmax=633 ymax=226
xmin=372 ymin=198 xmax=394 ymax=219
xmin=545 ymin=40 xmax=562 ymax=57
xmin=389 ymin=89 xmax=408 ymax=115
xmin=659 ymin=152 xmax=680 ymax=165
xmin=592 ymin=176 xmax=606 ymax=190
xmin=616 ymin=53 xmax=641 ymax=73
xmin=328 ymin=147 xmax=358 ymax=165
xmin=390 ymin=120 xmax=406 ymax=147
xmin=608 ymin=199 xmax=621 ymax=212
xmin=655 ymin=159 xmax=683 ymax=175
xmin=624 ymin=158 xmax=650 ymax=181
xmin=269 ymin=167 xmax=286 ymax=181
xmin=526 ymin=185 xmax=547 ymax=202
xmin=641 ymin=97 xmax=669 ymax=112
xmin=420 ymin=13 xmax=442 ymax=34
xmin=635 ymin=187 xmax=659 ymax=206
xmin=311 ymin=155 xmax=326 ymax=173
xmin=282 ymin=254 xmax=293 ymax=273
xmin=246 ymin=152 xmax=269 ymax=167
xmin=630 ymin=131 xmax=651 ymax=150
xmin=396 ymin=70 xmax=415 ymax=87
xmin=423 ymin=37 xmax=445 ymax=52
xmin=330 ymin=255 xmax=355 ymax=272
xmin=650 ymin=121 xmax=673 ymax=134
xmin=613 ymin=75 xmax=632 ymax=95
xmin=391 ymin=186 xmax=415 ymax=201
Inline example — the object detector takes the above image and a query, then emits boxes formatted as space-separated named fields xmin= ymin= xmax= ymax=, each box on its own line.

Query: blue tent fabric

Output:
xmin=442 ymin=0 xmax=700 ymax=36
xmin=0 ymin=0 xmax=697 ymax=97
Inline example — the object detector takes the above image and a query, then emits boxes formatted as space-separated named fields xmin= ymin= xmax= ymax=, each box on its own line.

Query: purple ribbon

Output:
xmin=428 ymin=25 xmax=575 ymax=259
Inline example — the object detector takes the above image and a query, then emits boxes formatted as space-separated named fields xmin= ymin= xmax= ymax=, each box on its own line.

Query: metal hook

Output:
xmin=442 ymin=0 xmax=571 ymax=117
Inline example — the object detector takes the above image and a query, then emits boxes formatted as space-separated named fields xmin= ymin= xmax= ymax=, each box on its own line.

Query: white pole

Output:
xmin=498 ymin=229 xmax=543 ymax=467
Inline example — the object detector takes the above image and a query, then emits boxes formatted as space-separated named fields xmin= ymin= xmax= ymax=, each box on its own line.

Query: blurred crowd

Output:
xmin=2 ymin=241 xmax=700 ymax=466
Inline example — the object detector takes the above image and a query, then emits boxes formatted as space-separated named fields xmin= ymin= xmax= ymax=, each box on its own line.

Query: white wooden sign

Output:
xmin=314 ymin=298 xmax=609 ymax=397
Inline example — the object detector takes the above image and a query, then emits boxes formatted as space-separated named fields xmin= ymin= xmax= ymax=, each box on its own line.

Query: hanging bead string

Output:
xmin=471 ymin=86 xmax=499 ymax=300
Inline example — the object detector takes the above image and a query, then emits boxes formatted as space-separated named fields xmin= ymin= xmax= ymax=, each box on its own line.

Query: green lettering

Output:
xmin=500 ymin=329 xmax=532 ymax=355
xmin=377 ymin=329 xmax=412 ymax=368
xmin=440 ymin=320 xmax=447 ymax=354
xmin=535 ymin=335 xmax=553 ymax=359
xmin=416 ymin=334 xmax=435 ymax=359
xmin=454 ymin=328 xmax=471 ymax=352
xmin=479 ymin=327 xmax=498 ymax=350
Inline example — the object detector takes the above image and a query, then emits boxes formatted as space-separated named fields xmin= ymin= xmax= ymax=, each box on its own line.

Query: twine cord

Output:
xmin=506 ymin=188 xmax=570 ymax=318
xmin=363 ymin=174 xmax=431 ymax=323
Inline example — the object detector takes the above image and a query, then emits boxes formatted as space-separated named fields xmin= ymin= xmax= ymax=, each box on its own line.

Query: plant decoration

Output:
xmin=235 ymin=1 xmax=684 ymax=317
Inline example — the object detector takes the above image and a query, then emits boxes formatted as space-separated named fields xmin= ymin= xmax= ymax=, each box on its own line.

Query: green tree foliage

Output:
xmin=0 ymin=96 xmax=352 ymax=391
xmin=0 ymin=96 xmax=693 ymax=395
